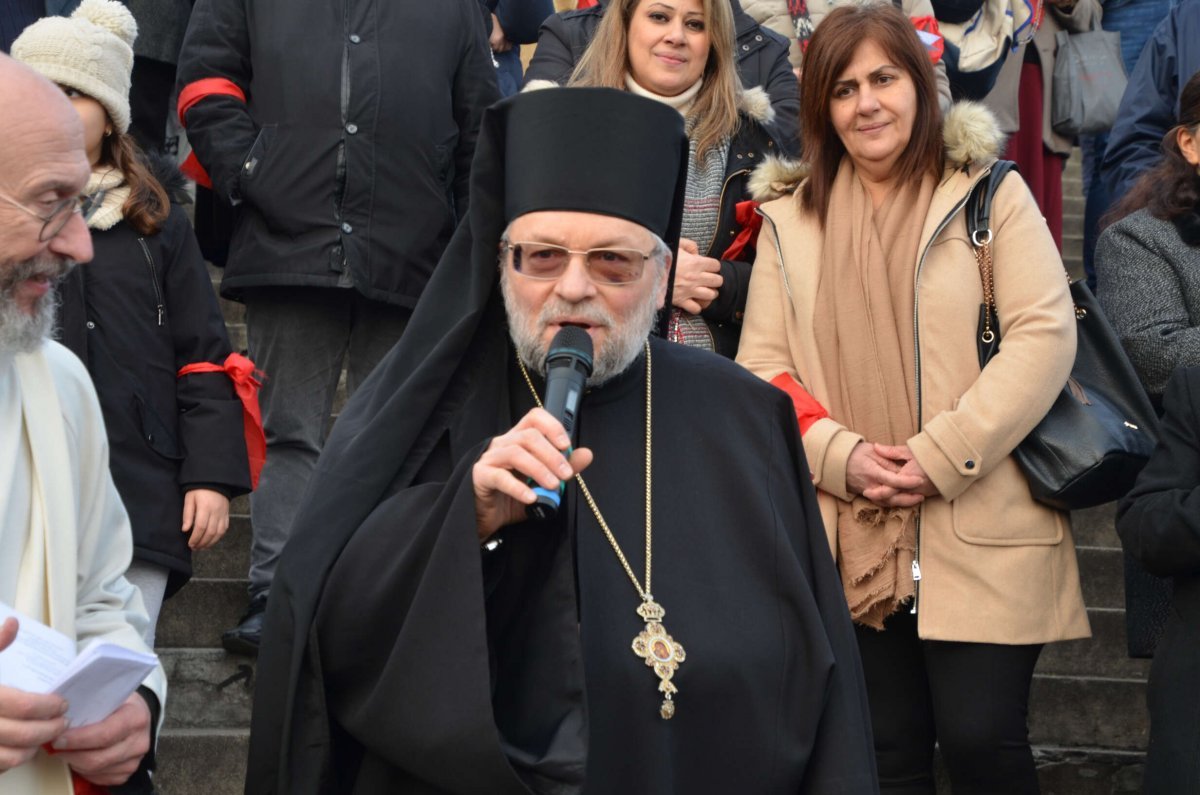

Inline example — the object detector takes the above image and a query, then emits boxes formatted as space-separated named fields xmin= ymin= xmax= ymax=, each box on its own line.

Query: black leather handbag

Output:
xmin=967 ymin=161 xmax=1160 ymax=511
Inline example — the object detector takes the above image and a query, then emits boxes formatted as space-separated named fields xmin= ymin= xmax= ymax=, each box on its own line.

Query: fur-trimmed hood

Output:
xmin=522 ymin=79 xmax=776 ymax=126
xmin=747 ymin=101 xmax=1005 ymax=202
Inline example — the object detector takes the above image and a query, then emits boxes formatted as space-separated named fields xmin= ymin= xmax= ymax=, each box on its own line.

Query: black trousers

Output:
xmin=855 ymin=609 xmax=1043 ymax=794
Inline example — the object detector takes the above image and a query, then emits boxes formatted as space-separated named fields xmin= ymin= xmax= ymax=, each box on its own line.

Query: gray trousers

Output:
xmin=244 ymin=287 xmax=409 ymax=597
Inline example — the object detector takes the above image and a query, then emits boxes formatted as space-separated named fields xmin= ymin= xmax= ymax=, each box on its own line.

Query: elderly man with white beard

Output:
xmin=0 ymin=53 xmax=166 ymax=793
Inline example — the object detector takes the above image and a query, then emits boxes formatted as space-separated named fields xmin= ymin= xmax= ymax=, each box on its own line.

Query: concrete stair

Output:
xmin=151 ymin=150 xmax=1150 ymax=792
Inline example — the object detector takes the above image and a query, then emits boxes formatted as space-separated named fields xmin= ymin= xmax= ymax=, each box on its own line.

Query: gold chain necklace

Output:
xmin=517 ymin=341 xmax=686 ymax=719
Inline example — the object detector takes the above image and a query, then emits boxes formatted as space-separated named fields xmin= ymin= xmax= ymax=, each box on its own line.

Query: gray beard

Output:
xmin=0 ymin=255 xmax=72 ymax=356
xmin=500 ymin=268 xmax=661 ymax=387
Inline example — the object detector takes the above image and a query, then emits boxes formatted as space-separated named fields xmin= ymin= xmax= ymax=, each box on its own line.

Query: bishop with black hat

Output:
xmin=244 ymin=87 xmax=878 ymax=795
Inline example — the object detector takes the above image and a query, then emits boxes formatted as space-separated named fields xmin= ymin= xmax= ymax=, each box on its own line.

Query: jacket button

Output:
xmin=342 ymin=222 xmax=353 ymax=234
xmin=346 ymin=123 xmax=358 ymax=134
xmin=742 ymin=44 xmax=750 ymax=51
xmin=755 ymin=34 xmax=763 ymax=41
xmin=85 ymin=321 xmax=95 ymax=330
xmin=147 ymin=433 xmax=155 ymax=443
xmin=349 ymin=34 xmax=361 ymax=43
xmin=965 ymin=460 xmax=976 ymax=470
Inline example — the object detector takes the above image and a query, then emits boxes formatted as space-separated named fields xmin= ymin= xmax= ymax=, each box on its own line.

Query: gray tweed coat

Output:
xmin=1096 ymin=207 xmax=1200 ymax=398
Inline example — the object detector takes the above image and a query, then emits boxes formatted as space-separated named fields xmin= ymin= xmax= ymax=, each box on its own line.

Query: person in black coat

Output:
xmin=176 ymin=0 xmax=500 ymax=653
xmin=1117 ymin=365 xmax=1200 ymax=794
xmin=14 ymin=0 xmax=252 ymax=647
xmin=525 ymin=0 xmax=801 ymax=153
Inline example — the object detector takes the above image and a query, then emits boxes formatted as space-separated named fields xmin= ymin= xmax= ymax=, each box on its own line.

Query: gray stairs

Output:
xmin=152 ymin=151 xmax=1150 ymax=792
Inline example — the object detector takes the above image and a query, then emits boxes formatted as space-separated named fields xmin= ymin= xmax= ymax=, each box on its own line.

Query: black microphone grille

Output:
xmin=547 ymin=326 xmax=594 ymax=371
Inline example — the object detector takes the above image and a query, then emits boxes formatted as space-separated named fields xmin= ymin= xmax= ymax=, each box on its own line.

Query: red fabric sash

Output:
xmin=577 ymin=0 xmax=598 ymax=6
xmin=177 ymin=353 xmax=266 ymax=489
xmin=73 ymin=774 xmax=108 ymax=795
xmin=176 ymin=78 xmax=247 ymax=189
xmin=910 ymin=16 xmax=945 ymax=64
xmin=720 ymin=200 xmax=763 ymax=262
xmin=769 ymin=373 xmax=829 ymax=435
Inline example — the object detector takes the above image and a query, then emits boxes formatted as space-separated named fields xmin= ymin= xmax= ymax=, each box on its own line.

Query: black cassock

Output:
xmin=280 ymin=337 xmax=876 ymax=794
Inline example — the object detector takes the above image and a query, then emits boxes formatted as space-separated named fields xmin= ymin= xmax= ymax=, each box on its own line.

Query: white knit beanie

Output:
xmin=11 ymin=0 xmax=138 ymax=134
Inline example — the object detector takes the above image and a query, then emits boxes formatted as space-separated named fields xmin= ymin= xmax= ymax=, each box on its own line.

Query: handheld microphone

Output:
xmin=527 ymin=326 xmax=593 ymax=521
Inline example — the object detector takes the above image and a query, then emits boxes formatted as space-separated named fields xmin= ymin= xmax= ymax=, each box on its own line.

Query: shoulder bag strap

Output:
xmin=968 ymin=159 xmax=1018 ymax=369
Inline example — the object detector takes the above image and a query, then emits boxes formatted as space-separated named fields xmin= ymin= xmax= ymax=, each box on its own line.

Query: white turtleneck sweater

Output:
xmin=623 ymin=73 xmax=704 ymax=118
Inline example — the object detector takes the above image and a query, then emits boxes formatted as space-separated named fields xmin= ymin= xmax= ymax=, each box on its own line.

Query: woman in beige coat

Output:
xmin=737 ymin=5 xmax=1089 ymax=792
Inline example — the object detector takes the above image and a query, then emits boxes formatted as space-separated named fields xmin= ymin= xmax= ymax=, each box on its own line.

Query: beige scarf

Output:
xmin=83 ymin=167 xmax=130 ymax=231
xmin=812 ymin=158 xmax=936 ymax=630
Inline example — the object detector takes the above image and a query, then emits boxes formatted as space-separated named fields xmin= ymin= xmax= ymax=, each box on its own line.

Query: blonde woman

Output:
xmin=536 ymin=0 xmax=783 ymax=357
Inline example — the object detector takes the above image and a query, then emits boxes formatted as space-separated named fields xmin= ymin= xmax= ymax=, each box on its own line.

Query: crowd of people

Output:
xmin=0 ymin=0 xmax=1197 ymax=792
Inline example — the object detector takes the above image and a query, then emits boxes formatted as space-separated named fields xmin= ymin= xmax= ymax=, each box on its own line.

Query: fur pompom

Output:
xmin=748 ymin=155 xmax=808 ymax=202
xmin=943 ymin=101 xmax=1005 ymax=169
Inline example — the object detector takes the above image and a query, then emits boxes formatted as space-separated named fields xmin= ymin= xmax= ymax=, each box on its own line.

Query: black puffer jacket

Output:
xmin=176 ymin=0 xmax=499 ymax=307
xmin=57 ymin=162 xmax=251 ymax=596
xmin=698 ymin=101 xmax=781 ymax=357
xmin=524 ymin=0 xmax=800 ymax=153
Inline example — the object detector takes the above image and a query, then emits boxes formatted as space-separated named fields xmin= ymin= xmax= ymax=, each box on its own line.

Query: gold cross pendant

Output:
xmin=631 ymin=598 xmax=686 ymax=719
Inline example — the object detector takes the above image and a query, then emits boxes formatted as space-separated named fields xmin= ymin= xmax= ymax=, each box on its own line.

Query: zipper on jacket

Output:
xmin=909 ymin=175 xmax=982 ymax=617
xmin=705 ymin=168 xmax=751 ymax=257
xmin=137 ymin=238 xmax=165 ymax=327
xmin=755 ymin=207 xmax=792 ymax=300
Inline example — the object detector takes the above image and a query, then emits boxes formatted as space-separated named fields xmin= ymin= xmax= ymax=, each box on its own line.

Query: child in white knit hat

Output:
xmin=13 ymin=0 xmax=258 ymax=649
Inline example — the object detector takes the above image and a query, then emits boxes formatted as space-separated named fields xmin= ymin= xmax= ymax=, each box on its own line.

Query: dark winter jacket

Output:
xmin=523 ymin=0 xmax=801 ymax=153
xmin=176 ymin=0 xmax=499 ymax=307
xmin=697 ymin=92 xmax=784 ymax=357
xmin=1117 ymin=365 xmax=1200 ymax=792
xmin=57 ymin=166 xmax=251 ymax=596
xmin=1101 ymin=0 xmax=1200 ymax=201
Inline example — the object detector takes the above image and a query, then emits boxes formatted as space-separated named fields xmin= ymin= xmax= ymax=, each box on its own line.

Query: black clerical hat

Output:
xmin=502 ymin=87 xmax=689 ymax=251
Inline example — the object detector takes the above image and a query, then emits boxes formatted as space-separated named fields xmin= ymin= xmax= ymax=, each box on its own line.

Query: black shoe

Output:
xmin=222 ymin=593 xmax=268 ymax=657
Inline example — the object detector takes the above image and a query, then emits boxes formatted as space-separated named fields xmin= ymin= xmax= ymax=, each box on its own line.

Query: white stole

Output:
xmin=1 ymin=348 xmax=79 ymax=794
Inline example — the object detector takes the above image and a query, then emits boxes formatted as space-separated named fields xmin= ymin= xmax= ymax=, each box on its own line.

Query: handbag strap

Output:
xmin=967 ymin=159 xmax=1018 ymax=360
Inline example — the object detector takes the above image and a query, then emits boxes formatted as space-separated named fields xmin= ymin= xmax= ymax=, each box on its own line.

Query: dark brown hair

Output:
xmin=1103 ymin=71 xmax=1200 ymax=228
xmin=798 ymin=4 xmax=943 ymax=223
xmin=99 ymin=130 xmax=170 ymax=237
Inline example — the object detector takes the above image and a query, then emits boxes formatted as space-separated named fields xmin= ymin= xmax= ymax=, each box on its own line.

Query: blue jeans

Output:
xmin=243 ymin=287 xmax=410 ymax=597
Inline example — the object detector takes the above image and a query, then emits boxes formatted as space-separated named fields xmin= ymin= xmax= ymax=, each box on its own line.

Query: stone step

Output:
xmin=219 ymin=297 xmax=245 ymax=324
xmin=1071 ymin=503 xmax=1120 ymax=548
xmin=1077 ymin=546 xmax=1123 ymax=610
xmin=158 ymin=579 xmax=246 ymax=650
xmin=161 ymin=649 xmax=254 ymax=730
xmin=1030 ymin=674 xmax=1149 ymax=751
xmin=192 ymin=515 xmax=251 ymax=580
xmin=156 ymin=728 xmax=248 ymax=795
xmin=1033 ymin=746 xmax=1145 ymax=794
xmin=1037 ymin=608 xmax=1150 ymax=680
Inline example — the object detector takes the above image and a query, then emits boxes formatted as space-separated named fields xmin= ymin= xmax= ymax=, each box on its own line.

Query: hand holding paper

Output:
xmin=52 ymin=691 xmax=152 ymax=786
xmin=0 ymin=603 xmax=157 ymax=730
xmin=0 ymin=617 xmax=70 ymax=773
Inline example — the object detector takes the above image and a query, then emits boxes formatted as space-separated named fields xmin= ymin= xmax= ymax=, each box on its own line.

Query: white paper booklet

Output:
xmin=0 ymin=602 xmax=157 ymax=728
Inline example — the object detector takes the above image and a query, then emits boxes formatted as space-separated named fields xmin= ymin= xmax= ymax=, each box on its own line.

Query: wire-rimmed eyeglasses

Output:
xmin=0 ymin=190 xmax=86 ymax=242
xmin=503 ymin=241 xmax=653 ymax=286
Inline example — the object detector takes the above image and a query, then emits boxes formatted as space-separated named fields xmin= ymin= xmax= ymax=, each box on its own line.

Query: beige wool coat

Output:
xmin=737 ymin=102 xmax=1090 ymax=644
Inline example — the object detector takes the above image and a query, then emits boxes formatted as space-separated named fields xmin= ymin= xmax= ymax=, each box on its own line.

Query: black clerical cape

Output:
xmin=291 ymin=338 xmax=875 ymax=794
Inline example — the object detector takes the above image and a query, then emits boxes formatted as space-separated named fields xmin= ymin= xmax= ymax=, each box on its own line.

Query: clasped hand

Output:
xmin=473 ymin=408 xmax=594 ymax=540
xmin=671 ymin=238 xmax=723 ymax=315
xmin=846 ymin=442 xmax=939 ymax=508
xmin=0 ymin=618 xmax=151 ymax=785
